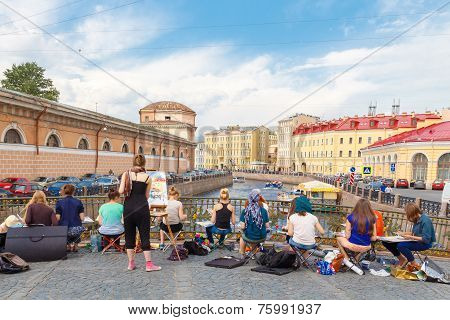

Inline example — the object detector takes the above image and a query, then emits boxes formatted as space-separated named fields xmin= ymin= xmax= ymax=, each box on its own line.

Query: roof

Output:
xmin=293 ymin=112 xmax=441 ymax=135
xmin=368 ymin=121 xmax=450 ymax=148
xmin=140 ymin=101 xmax=196 ymax=114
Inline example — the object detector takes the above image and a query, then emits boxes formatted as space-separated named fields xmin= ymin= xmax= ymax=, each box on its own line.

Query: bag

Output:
xmin=331 ymin=253 xmax=345 ymax=273
xmin=251 ymin=266 xmax=294 ymax=276
xmin=419 ymin=257 xmax=450 ymax=284
xmin=0 ymin=252 xmax=29 ymax=274
xmin=68 ymin=226 xmax=86 ymax=238
xmin=256 ymin=248 xmax=276 ymax=266
xmin=205 ymin=256 xmax=245 ymax=269
xmin=316 ymin=260 xmax=335 ymax=275
xmin=5 ymin=226 xmax=68 ymax=262
xmin=267 ymin=251 xmax=298 ymax=269
xmin=168 ymin=246 xmax=189 ymax=261
xmin=390 ymin=266 xmax=419 ymax=281
xmin=183 ymin=240 xmax=208 ymax=256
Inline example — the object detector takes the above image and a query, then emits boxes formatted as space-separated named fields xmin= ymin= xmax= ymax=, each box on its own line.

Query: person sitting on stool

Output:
xmin=159 ymin=186 xmax=187 ymax=249
xmin=206 ymin=188 xmax=235 ymax=247
xmin=98 ymin=189 xmax=124 ymax=246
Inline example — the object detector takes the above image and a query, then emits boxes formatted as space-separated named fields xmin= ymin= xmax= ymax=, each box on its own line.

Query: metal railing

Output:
xmin=398 ymin=195 xmax=416 ymax=208
xmin=381 ymin=193 xmax=395 ymax=206
xmin=371 ymin=190 xmax=379 ymax=202
xmin=421 ymin=200 xmax=442 ymax=216
xmin=1 ymin=196 xmax=448 ymax=251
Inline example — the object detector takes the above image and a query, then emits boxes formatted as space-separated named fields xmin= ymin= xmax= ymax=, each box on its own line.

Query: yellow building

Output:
xmin=361 ymin=121 xmax=450 ymax=186
xmin=204 ymin=125 xmax=273 ymax=170
xmin=292 ymin=111 xmax=443 ymax=175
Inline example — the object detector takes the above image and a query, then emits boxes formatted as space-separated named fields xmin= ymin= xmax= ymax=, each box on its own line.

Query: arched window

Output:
xmin=121 ymin=144 xmax=129 ymax=153
xmin=102 ymin=141 xmax=111 ymax=151
xmin=172 ymin=150 xmax=176 ymax=157
xmin=382 ymin=155 xmax=385 ymax=163
xmin=3 ymin=129 xmax=22 ymax=144
xmin=162 ymin=149 xmax=167 ymax=157
xmin=78 ymin=138 xmax=88 ymax=150
xmin=412 ymin=153 xmax=428 ymax=180
xmin=388 ymin=155 xmax=392 ymax=163
xmin=138 ymin=146 xmax=144 ymax=154
xmin=394 ymin=154 xmax=398 ymax=163
xmin=46 ymin=134 xmax=60 ymax=147
xmin=180 ymin=152 xmax=184 ymax=158
xmin=437 ymin=153 xmax=450 ymax=180
xmin=151 ymin=148 xmax=156 ymax=156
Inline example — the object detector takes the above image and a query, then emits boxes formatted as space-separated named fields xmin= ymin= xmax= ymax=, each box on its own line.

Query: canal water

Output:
xmin=197 ymin=179 xmax=296 ymax=200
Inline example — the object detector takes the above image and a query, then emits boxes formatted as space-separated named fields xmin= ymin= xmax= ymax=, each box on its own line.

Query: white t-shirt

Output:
xmin=289 ymin=212 xmax=319 ymax=245
xmin=165 ymin=199 xmax=182 ymax=225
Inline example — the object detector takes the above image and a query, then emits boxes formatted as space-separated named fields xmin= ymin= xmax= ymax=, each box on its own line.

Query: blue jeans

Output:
xmin=206 ymin=225 xmax=232 ymax=244
xmin=289 ymin=238 xmax=317 ymax=250
xmin=382 ymin=241 xmax=431 ymax=262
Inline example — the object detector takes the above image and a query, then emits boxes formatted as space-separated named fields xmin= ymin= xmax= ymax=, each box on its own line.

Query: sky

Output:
xmin=0 ymin=0 xmax=449 ymax=132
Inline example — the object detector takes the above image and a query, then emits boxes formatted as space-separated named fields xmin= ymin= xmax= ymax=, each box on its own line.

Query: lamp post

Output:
xmin=95 ymin=124 xmax=108 ymax=173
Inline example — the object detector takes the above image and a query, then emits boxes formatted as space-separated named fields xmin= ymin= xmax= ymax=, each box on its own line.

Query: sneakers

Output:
xmin=127 ymin=260 xmax=136 ymax=271
xmin=146 ymin=261 xmax=162 ymax=272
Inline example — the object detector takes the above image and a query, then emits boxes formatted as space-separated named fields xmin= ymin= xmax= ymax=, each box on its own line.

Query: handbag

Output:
xmin=331 ymin=253 xmax=345 ymax=272
xmin=167 ymin=246 xmax=188 ymax=261
xmin=0 ymin=252 xmax=29 ymax=274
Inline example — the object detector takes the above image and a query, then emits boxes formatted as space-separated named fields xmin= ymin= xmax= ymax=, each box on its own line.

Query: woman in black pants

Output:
xmin=119 ymin=154 xmax=161 ymax=272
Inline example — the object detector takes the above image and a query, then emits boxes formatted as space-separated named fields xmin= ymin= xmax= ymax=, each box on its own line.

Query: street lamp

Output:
xmin=95 ymin=124 xmax=108 ymax=173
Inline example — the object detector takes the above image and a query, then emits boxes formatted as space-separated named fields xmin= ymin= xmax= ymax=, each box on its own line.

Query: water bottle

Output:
xmin=90 ymin=234 xmax=98 ymax=253
xmin=343 ymin=258 xmax=364 ymax=275
xmin=97 ymin=235 xmax=103 ymax=252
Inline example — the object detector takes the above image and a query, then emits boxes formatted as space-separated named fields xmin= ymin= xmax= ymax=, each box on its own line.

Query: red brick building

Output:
xmin=0 ymin=88 xmax=196 ymax=179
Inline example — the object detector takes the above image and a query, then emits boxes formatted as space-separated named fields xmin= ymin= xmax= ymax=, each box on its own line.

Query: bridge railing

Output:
xmin=1 ymin=196 xmax=448 ymax=252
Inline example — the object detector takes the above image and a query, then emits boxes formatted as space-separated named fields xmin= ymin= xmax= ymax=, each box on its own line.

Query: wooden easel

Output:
xmin=150 ymin=204 xmax=181 ymax=261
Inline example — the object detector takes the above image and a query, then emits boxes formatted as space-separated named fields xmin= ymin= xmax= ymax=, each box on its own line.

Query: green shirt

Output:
xmin=99 ymin=202 xmax=123 ymax=228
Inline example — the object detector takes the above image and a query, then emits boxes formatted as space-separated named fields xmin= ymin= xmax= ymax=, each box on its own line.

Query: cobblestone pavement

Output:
xmin=1 ymin=249 xmax=449 ymax=300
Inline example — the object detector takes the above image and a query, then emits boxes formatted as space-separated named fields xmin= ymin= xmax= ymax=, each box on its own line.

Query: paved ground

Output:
xmin=391 ymin=188 xmax=443 ymax=202
xmin=1 ymin=248 xmax=449 ymax=300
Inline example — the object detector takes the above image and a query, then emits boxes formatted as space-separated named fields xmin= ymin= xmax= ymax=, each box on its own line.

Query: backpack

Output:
xmin=256 ymin=248 xmax=276 ymax=266
xmin=267 ymin=251 xmax=298 ymax=269
xmin=167 ymin=246 xmax=189 ymax=261
xmin=183 ymin=240 xmax=208 ymax=256
xmin=0 ymin=252 xmax=29 ymax=274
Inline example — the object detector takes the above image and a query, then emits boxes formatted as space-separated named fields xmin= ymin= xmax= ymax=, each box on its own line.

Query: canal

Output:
xmin=198 ymin=179 xmax=296 ymax=200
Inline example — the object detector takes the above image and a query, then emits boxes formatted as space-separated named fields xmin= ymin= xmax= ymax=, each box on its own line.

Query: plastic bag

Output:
xmin=419 ymin=257 xmax=450 ymax=284
xmin=316 ymin=260 xmax=335 ymax=275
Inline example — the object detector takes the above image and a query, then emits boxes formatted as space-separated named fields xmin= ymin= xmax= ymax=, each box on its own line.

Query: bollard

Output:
xmin=378 ymin=190 xmax=382 ymax=203
xmin=394 ymin=194 xmax=400 ymax=208
xmin=439 ymin=202 xmax=448 ymax=217
xmin=415 ymin=197 xmax=421 ymax=207
xmin=83 ymin=186 xmax=87 ymax=196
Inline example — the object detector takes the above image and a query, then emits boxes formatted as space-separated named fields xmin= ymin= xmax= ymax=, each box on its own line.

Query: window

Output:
xmin=144 ymin=116 xmax=149 ymax=122
xmin=78 ymin=138 xmax=88 ymax=150
xmin=412 ymin=118 xmax=417 ymax=127
xmin=358 ymin=137 xmax=362 ymax=144
xmin=340 ymin=138 xmax=343 ymax=144
xmin=172 ymin=150 xmax=176 ymax=157
xmin=368 ymin=137 xmax=372 ymax=144
xmin=102 ymin=141 xmax=111 ymax=151
xmin=358 ymin=150 xmax=362 ymax=157
xmin=370 ymin=120 xmax=375 ymax=127
xmin=162 ymin=149 xmax=167 ymax=157
xmin=378 ymin=137 xmax=382 ymax=141
xmin=349 ymin=150 xmax=352 ymax=157
xmin=349 ymin=137 xmax=353 ymax=144
xmin=46 ymin=134 xmax=60 ymax=147
xmin=412 ymin=153 xmax=428 ymax=180
xmin=121 ymin=144 xmax=129 ymax=153
xmin=437 ymin=153 xmax=450 ymax=180
xmin=339 ymin=151 xmax=343 ymax=157
xmin=151 ymin=148 xmax=156 ymax=156
xmin=165 ymin=116 xmax=171 ymax=121
xmin=3 ymin=129 xmax=22 ymax=144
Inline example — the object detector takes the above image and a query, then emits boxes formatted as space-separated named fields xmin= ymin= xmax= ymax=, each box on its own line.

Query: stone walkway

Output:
xmin=1 ymin=249 xmax=449 ymax=300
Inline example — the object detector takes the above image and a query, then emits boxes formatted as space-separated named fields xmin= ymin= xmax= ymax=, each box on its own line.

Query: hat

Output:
xmin=294 ymin=196 xmax=312 ymax=213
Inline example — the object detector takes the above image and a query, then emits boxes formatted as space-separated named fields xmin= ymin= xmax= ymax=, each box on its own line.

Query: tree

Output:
xmin=1 ymin=62 xmax=60 ymax=101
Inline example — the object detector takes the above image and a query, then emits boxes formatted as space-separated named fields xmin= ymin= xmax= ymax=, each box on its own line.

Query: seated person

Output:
xmin=159 ymin=187 xmax=187 ymax=249
xmin=374 ymin=209 xmax=385 ymax=237
xmin=206 ymin=188 xmax=235 ymax=246
xmin=56 ymin=184 xmax=85 ymax=252
xmin=239 ymin=189 xmax=270 ymax=254
xmin=98 ymin=189 xmax=124 ymax=241
xmin=336 ymin=199 xmax=377 ymax=260
xmin=25 ymin=191 xmax=57 ymax=226
xmin=382 ymin=203 xmax=435 ymax=270
xmin=288 ymin=196 xmax=325 ymax=258
xmin=0 ymin=215 xmax=23 ymax=248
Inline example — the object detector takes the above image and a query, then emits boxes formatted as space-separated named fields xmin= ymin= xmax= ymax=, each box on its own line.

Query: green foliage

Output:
xmin=1 ymin=62 xmax=60 ymax=101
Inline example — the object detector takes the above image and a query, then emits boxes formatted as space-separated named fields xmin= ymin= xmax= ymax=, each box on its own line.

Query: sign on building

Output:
xmin=390 ymin=163 xmax=396 ymax=172
xmin=362 ymin=166 xmax=372 ymax=176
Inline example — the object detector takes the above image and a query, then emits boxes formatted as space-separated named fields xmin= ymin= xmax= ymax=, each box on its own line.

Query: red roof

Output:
xmin=293 ymin=112 xmax=441 ymax=135
xmin=368 ymin=121 xmax=450 ymax=148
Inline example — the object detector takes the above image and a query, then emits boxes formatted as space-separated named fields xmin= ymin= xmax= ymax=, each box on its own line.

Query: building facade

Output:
xmin=292 ymin=112 xmax=443 ymax=175
xmin=195 ymin=142 xmax=205 ymax=169
xmin=0 ymin=88 xmax=196 ymax=179
xmin=361 ymin=121 xmax=450 ymax=186
xmin=204 ymin=125 xmax=273 ymax=170
xmin=276 ymin=113 xmax=319 ymax=172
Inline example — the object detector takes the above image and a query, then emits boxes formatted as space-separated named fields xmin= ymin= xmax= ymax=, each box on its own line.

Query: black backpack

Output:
xmin=267 ymin=251 xmax=298 ymax=269
xmin=183 ymin=241 xmax=208 ymax=256
xmin=167 ymin=246 xmax=189 ymax=261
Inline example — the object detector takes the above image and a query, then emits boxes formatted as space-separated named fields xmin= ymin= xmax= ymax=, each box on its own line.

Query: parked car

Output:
xmin=0 ymin=188 xmax=14 ymax=198
xmin=80 ymin=173 xmax=102 ymax=181
xmin=368 ymin=180 xmax=383 ymax=191
xmin=396 ymin=179 xmax=409 ymax=188
xmin=382 ymin=178 xmax=395 ymax=188
xmin=56 ymin=176 xmax=81 ymax=183
xmin=77 ymin=180 xmax=101 ymax=195
xmin=47 ymin=181 xmax=82 ymax=196
xmin=0 ymin=177 xmax=29 ymax=190
xmin=96 ymin=176 xmax=119 ymax=193
xmin=33 ymin=176 xmax=56 ymax=188
xmin=413 ymin=180 xmax=426 ymax=190
xmin=9 ymin=182 xmax=47 ymax=197
xmin=432 ymin=179 xmax=446 ymax=190
xmin=409 ymin=179 xmax=416 ymax=188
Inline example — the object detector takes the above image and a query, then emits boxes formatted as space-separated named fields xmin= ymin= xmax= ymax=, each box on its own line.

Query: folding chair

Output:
xmin=242 ymin=234 xmax=265 ymax=264
xmin=290 ymin=237 xmax=323 ymax=271
xmin=213 ymin=232 xmax=234 ymax=251
xmin=161 ymin=229 xmax=182 ymax=252
xmin=100 ymin=233 xmax=125 ymax=254
xmin=341 ymin=247 xmax=367 ymax=274
xmin=360 ymin=242 xmax=377 ymax=262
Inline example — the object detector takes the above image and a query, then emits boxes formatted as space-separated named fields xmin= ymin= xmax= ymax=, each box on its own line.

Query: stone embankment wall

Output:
xmin=175 ymin=174 xmax=233 ymax=196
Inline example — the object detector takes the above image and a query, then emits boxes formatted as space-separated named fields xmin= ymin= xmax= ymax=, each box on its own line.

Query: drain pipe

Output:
xmin=95 ymin=124 xmax=107 ymax=173
xmin=158 ymin=137 xmax=166 ymax=170
xmin=35 ymin=105 xmax=48 ymax=155
xmin=177 ymin=145 xmax=181 ymax=174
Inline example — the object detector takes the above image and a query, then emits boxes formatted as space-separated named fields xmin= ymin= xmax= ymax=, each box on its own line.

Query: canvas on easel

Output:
xmin=147 ymin=171 xmax=168 ymax=209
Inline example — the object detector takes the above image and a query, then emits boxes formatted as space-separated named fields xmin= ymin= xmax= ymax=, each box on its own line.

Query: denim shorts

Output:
xmin=289 ymin=238 xmax=316 ymax=250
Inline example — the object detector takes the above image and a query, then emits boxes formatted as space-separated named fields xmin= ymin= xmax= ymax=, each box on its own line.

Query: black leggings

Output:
xmin=124 ymin=212 xmax=150 ymax=251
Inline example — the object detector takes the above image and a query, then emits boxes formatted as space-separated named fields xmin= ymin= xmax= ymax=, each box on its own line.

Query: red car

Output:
xmin=0 ymin=177 xmax=29 ymax=190
xmin=9 ymin=182 xmax=47 ymax=197
xmin=432 ymin=179 xmax=446 ymax=190
xmin=396 ymin=179 xmax=409 ymax=188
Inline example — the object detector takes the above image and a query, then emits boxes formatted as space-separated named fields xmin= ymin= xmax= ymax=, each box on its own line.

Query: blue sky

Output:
xmin=0 ymin=0 xmax=449 ymax=129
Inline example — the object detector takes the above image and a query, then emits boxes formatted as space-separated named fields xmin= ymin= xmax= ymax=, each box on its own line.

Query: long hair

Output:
xmin=24 ymin=191 xmax=49 ymax=221
xmin=405 ymin=203 xmax=421 ymax=224
xmin=351 ymin=199 xmax=376 ymax=235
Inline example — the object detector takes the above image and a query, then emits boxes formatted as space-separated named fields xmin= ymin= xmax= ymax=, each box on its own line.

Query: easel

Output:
xmin=150 ymin=204 xmax=181 ymax=261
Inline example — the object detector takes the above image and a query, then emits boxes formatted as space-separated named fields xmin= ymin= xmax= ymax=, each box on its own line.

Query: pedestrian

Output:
xmin=119 ymin=154 xmax=161 ymax=272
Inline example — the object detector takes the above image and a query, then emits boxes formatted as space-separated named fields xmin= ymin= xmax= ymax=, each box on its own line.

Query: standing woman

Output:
xmin=119 ymin=154 xmax=161 ymax=272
